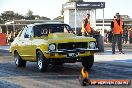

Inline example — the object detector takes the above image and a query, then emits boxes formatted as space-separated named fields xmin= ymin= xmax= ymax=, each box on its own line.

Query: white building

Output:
xmin=63 ymin=0 xmax=105 ymax=34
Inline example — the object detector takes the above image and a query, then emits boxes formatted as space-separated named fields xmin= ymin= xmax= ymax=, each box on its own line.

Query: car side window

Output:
xmin=34 ymin=26 xmax=48 ymax=37
xmin=41 ymin=28 xmax=48 ymax=36
xmin=20 ymin=27 xmax=27 ymax=39
xmin=34 ymin=26 xmax=41 ymax=37
xmin=24 ymin=26 xmax=33 ymax=38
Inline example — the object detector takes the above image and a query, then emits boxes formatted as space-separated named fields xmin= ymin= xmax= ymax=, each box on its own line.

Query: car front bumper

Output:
xmin=44 ymin=48 xmax=98 ymax=59
xmin=45 ymin=48 xmax=99 ymax=54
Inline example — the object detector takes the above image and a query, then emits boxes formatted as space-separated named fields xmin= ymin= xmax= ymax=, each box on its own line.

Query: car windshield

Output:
xmin=33 ymin=24 xmax=75 ymax=37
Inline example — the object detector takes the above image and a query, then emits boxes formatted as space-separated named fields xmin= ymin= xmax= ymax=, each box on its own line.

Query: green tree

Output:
xmin=1 ymin=11 xmax=15 ymax=22
xmin=53 ymin=16 xmax=64 ymax=21
xmin=39 ymin=16 xmax=51 ymax=20
xmin=0 ymin=11 xmax=24 ymax=23
xmin=34 ymin=15 xmax=40 ymax=20
xmin=0 ymin=10 xmax=51 ymax=24
xmin=25 ymin=9 xmax=35 ymax=20
xmin=34 ymin=15 xmax=51 ymax=20
xmin=0 ymin=15 xmax=4 ymax=23
xmin=14 ymin=12 xmax=24 ymax=20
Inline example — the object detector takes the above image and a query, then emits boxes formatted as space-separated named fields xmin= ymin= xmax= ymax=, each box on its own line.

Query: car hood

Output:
xmin=48 ymin=33 xmax=76 ymax=38
xmin=47 ymin=33 xmax=96 ymax=43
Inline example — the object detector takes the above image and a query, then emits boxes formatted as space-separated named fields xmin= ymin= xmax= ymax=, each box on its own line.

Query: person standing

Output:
xmin=81 ymin=17 xmax=85 ymax=36
xmin=81 ymin=14 xmax=92 ymax=37
xmin=8 ymin=31 xmax=14 ymax=45
xmin=123 ymin=28 xmax=128 ymax=44
xmin=108 ymin=31 xmax=112 ymax=43
xmin=129 ymin=28 xmax=132 ymax=44
xmin=111 ymin=13 xmax=124 ymax=54
xmin=14 ymin=30 xmax=18 ymax=37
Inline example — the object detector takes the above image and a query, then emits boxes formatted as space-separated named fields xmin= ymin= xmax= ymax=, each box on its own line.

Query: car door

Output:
xmin=15 ymin=27 xmax=26 ymax=57
xmin=22 ymin=26 xmax=34 ymax=60
xmin=17 ymin=26 xmax=32 ymax=60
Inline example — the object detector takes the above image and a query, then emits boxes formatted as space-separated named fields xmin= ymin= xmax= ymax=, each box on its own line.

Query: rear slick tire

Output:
xmin=14 ymin=52 xmax=26 ymax=68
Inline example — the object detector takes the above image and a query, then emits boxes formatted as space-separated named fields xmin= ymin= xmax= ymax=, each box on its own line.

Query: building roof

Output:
xmin=27 ymin=22 xmax=67 ymax=27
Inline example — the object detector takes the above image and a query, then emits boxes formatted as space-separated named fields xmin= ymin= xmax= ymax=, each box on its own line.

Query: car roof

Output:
xmin=27 ymin=22 xmax=67 ymax=27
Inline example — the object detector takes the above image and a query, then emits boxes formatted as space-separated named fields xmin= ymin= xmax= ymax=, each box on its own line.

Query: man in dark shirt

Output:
xmin=111 ymin=13 xmax=124 ymax=54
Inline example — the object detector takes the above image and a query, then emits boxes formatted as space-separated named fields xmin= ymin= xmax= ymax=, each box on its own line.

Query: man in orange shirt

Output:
xmin=111 ymin=13 xmax=124 ymax=54
xmin=82 ymin=14 xmax=92 ymax=37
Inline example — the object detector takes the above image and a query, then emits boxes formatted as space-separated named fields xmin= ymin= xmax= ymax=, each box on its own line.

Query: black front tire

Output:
xmin=82 ymin=55 xmax=94 ymax=69
xmin=14 ymin=52 xmax=26 ymax=68
xmin=37 ymin=51 xmax=48 ymax=72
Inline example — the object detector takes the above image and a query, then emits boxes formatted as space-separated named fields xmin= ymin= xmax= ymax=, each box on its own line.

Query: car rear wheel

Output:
xmin=82 ymin=55 xmax=94 ymax=69
xmin=14 ymin=52 xmax=26 ymax=68
xmin=37 ymin=51 xmax=48 ymax=72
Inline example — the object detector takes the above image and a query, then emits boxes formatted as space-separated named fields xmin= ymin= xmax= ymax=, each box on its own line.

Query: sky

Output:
xmin=0 ymin=0 xmax=132 ymax=19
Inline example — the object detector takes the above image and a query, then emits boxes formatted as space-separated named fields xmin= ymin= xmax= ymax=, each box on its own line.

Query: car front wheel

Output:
xmin=82 ymin=55 xmax=94 ymax=69
xmin=14 ymin=52 xmax=26 ymax=67
xmin=37 ymin=51 xmax=48 ymax=72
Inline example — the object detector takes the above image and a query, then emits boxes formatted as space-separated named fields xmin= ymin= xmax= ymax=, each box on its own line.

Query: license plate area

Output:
xmin=67 ymin=52 xmax=79 ymax=58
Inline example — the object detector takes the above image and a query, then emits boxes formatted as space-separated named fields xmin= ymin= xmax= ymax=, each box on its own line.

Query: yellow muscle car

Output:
xmin=10 ymin=22 xmax=98 ymax=72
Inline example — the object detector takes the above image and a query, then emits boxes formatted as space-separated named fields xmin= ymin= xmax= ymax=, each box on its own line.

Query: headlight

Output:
xmin=49 ymin=44 xmax=56 ymax=51
xmin=89 ymin=42 xmax=96 ymax=49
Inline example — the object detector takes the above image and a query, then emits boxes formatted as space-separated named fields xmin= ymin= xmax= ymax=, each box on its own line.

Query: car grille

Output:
xmin=58 ymin=42 xmax=88 ymax=50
